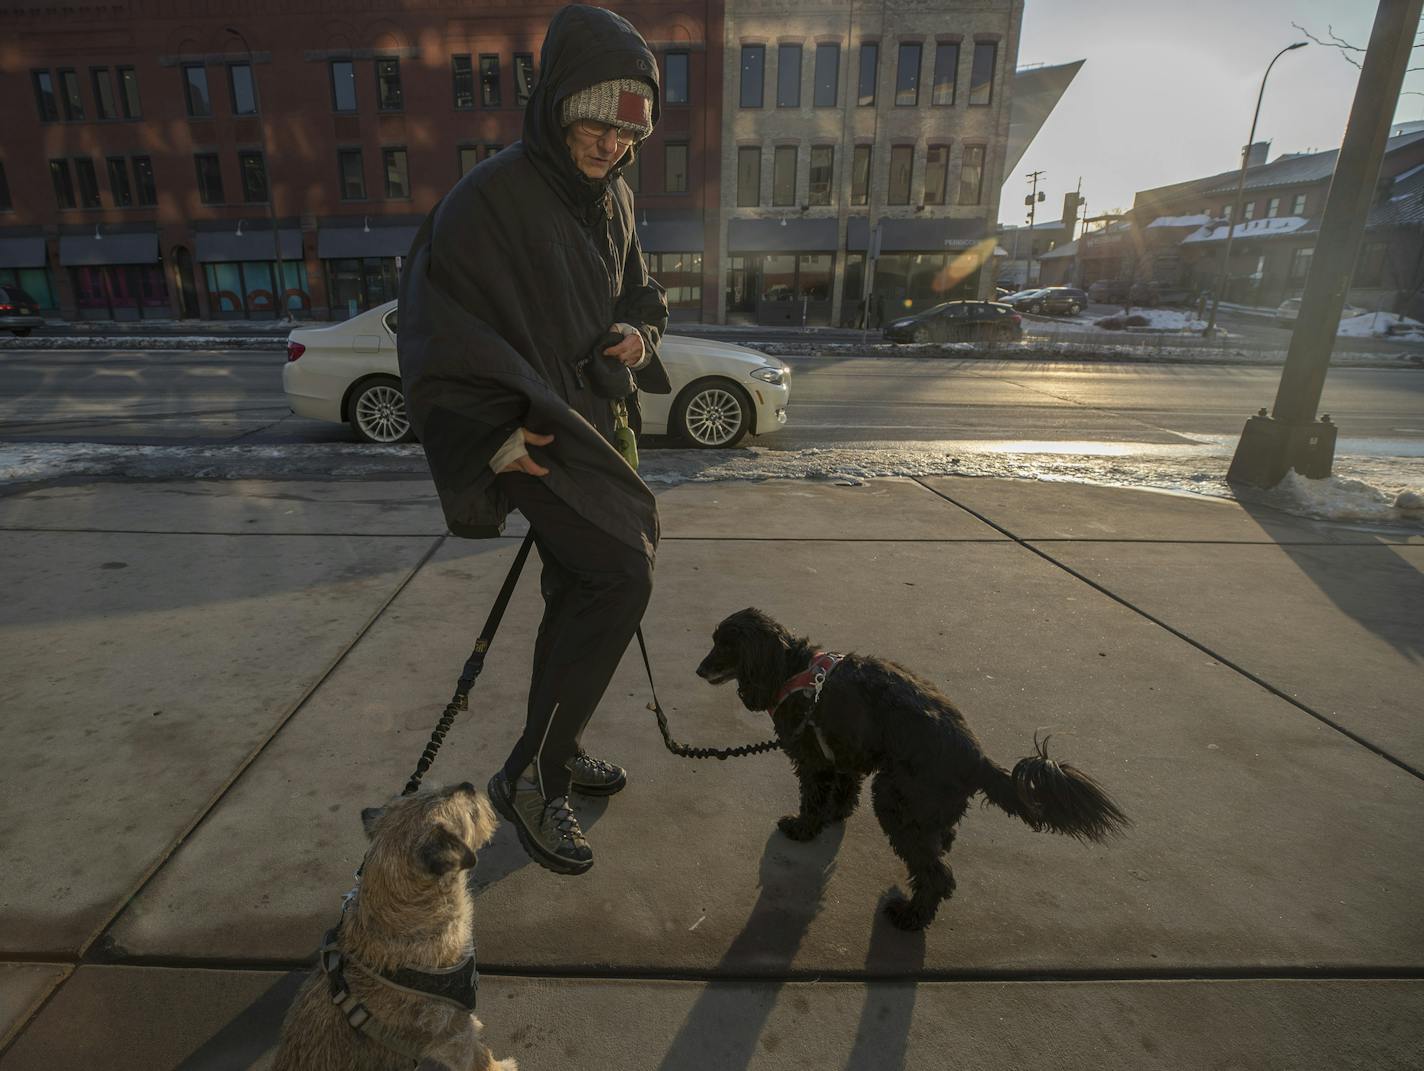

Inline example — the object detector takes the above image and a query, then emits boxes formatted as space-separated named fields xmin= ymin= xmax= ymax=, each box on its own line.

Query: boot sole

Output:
xmin=571 ymin=770 xmax=627 ymax=797
xmin=488 ymin=774 xmax=593 ymax=877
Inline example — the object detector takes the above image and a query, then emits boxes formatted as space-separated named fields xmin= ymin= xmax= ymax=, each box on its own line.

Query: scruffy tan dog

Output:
xmin=273 ymin=782 xmax=516 ymax=1071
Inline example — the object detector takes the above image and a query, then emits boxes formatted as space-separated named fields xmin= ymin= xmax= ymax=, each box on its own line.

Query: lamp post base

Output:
xmin=1226 ymin=412 xmax=1338 ymax=488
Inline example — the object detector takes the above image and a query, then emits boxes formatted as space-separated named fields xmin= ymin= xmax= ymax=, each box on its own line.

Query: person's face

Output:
xmin=565 ymin=119 xmax=635 ymax=179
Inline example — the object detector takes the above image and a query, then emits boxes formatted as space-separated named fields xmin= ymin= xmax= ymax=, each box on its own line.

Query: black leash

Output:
xmin=401 ymin=530 xmax=536 ymax=796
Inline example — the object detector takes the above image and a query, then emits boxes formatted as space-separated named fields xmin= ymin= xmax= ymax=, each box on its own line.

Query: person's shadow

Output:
xmin=844 ymin=892 xmax=928 ymax=1071
xmin=655 ymin=824 xmax=846 ymax=1070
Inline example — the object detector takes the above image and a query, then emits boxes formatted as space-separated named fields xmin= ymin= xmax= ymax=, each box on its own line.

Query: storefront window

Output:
xmin=325 ymin=256 xmax=399 ymax=319
xmin=204 ymin=260 xmax=309 ymax=318
xmin=0 ymin=268 xmax=57 ymax=309
xmin=71 ymin=263 xmax=170 ymax=319
xmin=761 ymin=254 xmax=796 ymax=302
xmin=647 ymin=252 xmax=702 ymax=309
xmin=798 ymin=254 xmax=832 ymax=300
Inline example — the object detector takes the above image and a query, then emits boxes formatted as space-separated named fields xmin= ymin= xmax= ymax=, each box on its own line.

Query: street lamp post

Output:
xmin=226 ymin=26 xmax=291 ymax=324
xmin=1203 ymin=41 xmax=1308 ymax=337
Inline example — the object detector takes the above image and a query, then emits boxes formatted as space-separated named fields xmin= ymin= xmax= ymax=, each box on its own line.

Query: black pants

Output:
xmin=496 ymin=472 xmax=654 ymax=800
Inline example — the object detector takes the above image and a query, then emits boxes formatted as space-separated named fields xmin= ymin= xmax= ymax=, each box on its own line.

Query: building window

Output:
xmin=924 ymin=144 xmax=949 ymax=205
xmin=338 ymin=149 xmax=365 ymax=199
xmin=646 ymin=252 xmax=702 ymax=310
xmin=331 ymin=60 xmax=357 ymax=112
xmin=0 ymin=161 xmax=10 ymax=211
xmin=479 ymin=55 xmax=501 ymax=106
xmin=740 ymin=45 xmax=765 ymax=108
xmin=958 ymin=144 xmax=985 ymax=205
xmin=50 ymin=160 xmax=76 ymax=209
xmin=1264 ymin=197 xmax=1280 ymax=218
xmin=851 ymin=145 xmax=871 ymax=205
xmin=895 ymin=43 xmax=921 ymax=107
xmin=663 ymin=143 xmax=688 ymax=194
xmin=75 ymin=158 xmax=102 ymax=208
xmin=809 ymin=146 xmax=833 ymax=205
xmin=183 ymin=64 xmax=211 ymax=117
xmin=383 ymin=147 xmax=410 ymax=199
xmin=665 ymin=51 xmax=689 ymax=105
xmin=888 ymin=145 xmax=913 ymax=205
xmin=1289 ymin=246 xmax=1314 ymax=280
xmin=1292 ymin=193 xmax=1307 ymax=216
xmin=59 ymin=69 xmax=84 ymax=120
xmin=133 ymin=156 xmax=157 ymax=205
xmin=229 ymin=63 xmax=257 ymax=115
xmin=33 ymin=71 xmax=58 ymax=122
xmin=777 ymin=44 xmax=802 ymax=108
xmin=737 ymin=146 xmax=761 ymax=207
xmin=514 ymin=54 xmax=535 ymax=106
xmin=195 ymin=153 xmax=224 ymax=204
xmin=458 ymin=146 xmax=479 ymax=176
xmin=932 ymin=43 xmax=959 ymax=106
xmin=813 ymin=43 xmax=838 ymax=107
xmin=858 ymin=42 xmax=878 ymax=106
xmin=623 ymin=152 xmax=640 ymax=192
xmin=773 ymin=145 xmax=797 ymax=206
xmin=485 ymin=144 xmax=502 ymax=159
xmin=324 ymin=257 xmax=396 ymax=320
xmin=1222 ymin=203 xmax=1233 ymax=221
xmin=92 ymin=68 xmax=118 ymax=119
xmin=376 ymin=58 xmax=403 ymax=111
xmin=239 ymin=151 xmax=268 ymax=202
xmin=452 ymin=55 xmax=475 ymax=110
xmin=1242 ymin=201 xmax=1256 ymax=221
xmin=106 ymin=157 xmax=132 ymax=207
xmin=118 ymin=66 xmax=141 ymax=118
xmin=969 ymin=42 xmax=996 ymax=105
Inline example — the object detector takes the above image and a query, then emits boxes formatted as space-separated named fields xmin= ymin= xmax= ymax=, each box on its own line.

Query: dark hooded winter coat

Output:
xmin=397 ymin=4 xmax=671 ymax=559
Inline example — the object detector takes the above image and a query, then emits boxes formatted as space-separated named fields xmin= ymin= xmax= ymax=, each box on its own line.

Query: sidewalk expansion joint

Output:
xmin=0 ymin=526 xmax=448 ymax=537
xmin=910 ymin=477 xmax=1424 ymax=784
xmin=73 ymin=532 xmax=451 ymax=964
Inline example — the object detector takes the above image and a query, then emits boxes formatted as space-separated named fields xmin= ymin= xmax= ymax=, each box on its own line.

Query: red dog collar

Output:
xmin=770 ymin=652 xmax=843 ymax=714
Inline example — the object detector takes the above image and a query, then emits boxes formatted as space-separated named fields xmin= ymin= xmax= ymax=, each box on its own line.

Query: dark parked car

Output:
xmin=883 ymin=301 xmax=1022 ymax=343
xmin=1001 ymin=286 xmax=1088 ymax=315
xmin=1087 ymin=279 xmax=1130 ymax=304
xmin=0 ymin=286 xmax=44 ymax=336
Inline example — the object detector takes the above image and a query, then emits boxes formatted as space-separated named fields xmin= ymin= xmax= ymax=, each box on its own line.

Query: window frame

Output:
xmin=182 ymin=64 xmax=212 ymax=118
xmin=239 ymin=150 xmax=268 ymax=203
xmin=888 ymin=144 xmax=913 ymax=205
xmin=382 ymin=146 xmax=410 ymax=200
xmin=740 ymin=44 xmax=766 ymax=109
xmin=479 ymin=55 xmax=501 ymax=107
xmin=194 ymin=153 xmax=224 ymax=205
xmin=1288 ymin=245 xmax=1314 ymax=280
xmin=337 ymin=148 xmax=366 ymax=201
xmin=50 ymin=159 xmax=77 ymax=210
xmin=1291 ymin=193 xmax=1307 ymax=216
xmin=33 ymin=70 xmax=59 ymax=123
xmin=809 ymin=145 xmax=834 ymax=205
xmin=851 ymin=144 xmax=871 ymax=206
xmin=932 ymin=42 xmax=959 ymax=106
xmin=813 ymin=43 xmax=839 ymax=108
xmin=664 ymin=51 xmax=690 ymax=106
xmin=663 ymin=142 xmax=689 ymax=194
xmin=228 ymin=62 xmax=258 ymax=116
xmin=958 ymin=143 xmax=985 ymax=205
xmin=895 ymin=43 xmax=921 ymax=107
xmin=968 ymin=41 xmax=996 ymax=106
xmin=924 ymin=144 xmax=949 ymax=205
xmin=105 ymin=156 xmax=132 ymax=207
xmin=330 ymin=60 xmax=358 ymax=113
xmin=59 ymin=68 xmax=84 ymax=120
xmin=458 ymin=145 xmax=480 ymax=177
xmin=513 ymin=53 xmax=535 ymax=106
xmin=91 ymin=67 xmax=119 ymax=120
xmin=1266 ymin=197 xmax=1281 ymax=218
xmin=118 ymin=66 xmax=141 ymax=119
xmin=736 ymin=146 xmax=761 ymax=207
xmin=452 ymin=55 xmax=475 ymax=111
xmin=776 ymin=43 xmax=802 ymax=108
xmin=375 ymin=57 xmax=403 ymax=112
xmin=133 ymin=155 xmax=157 ymax=206
xmin=75 ymin=157 xmax=102 ymax=208
xmin=772 ymin=144 xmax=797 ymax=206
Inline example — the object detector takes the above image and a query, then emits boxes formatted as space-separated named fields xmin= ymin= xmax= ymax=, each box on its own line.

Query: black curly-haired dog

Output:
xmin=696 ymin=607 xmax=1130 ymax=930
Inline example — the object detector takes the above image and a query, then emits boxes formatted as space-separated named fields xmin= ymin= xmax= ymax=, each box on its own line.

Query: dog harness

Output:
xmin=770 ymin=651 xmax=844 ymax=761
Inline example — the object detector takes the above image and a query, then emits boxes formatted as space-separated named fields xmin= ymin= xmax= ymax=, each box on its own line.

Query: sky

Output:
xmin=1004 ymin=0 xmax=1424 ymax=225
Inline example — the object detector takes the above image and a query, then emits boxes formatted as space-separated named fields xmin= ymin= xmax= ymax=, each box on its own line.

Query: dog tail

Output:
xmin=977 ymin=735 xmax=1129 ymax=843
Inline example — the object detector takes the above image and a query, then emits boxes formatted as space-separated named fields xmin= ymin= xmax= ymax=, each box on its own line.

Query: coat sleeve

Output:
xmin=614 ymin=206 xmax=673 ymax=395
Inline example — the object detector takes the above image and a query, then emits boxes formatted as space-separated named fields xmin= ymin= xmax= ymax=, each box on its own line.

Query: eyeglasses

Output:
xmin=573 ymin=119 xmax=638 ymax=146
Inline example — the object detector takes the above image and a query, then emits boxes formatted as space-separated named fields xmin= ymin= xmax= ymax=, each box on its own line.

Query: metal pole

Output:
xmin=1228 ymin=0 xmax=1424 ymax=486
xmin=1025 ymin=169 xmax=1044 ymax=285
xmin=227 ymin=26 xmax=291 ymax=324
xmin=1204 ymin=41 xmax=1308 ymax=336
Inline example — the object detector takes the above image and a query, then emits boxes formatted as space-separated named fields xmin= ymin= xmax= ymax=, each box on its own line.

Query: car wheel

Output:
xmin=1068 ymin=303 xmax=1082 ymax=315
xmin=1029 ymin=302 xmax=1043 ymax=314
xmin=912 ymin=325 xmax=932 ymax=343
xmin=348 ymin=375 xmax=415 ymax=444
xmin=674 ymin=377 xmax=751 ymax=448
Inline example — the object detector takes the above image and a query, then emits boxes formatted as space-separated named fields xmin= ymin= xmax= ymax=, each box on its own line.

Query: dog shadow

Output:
xmin=843 ymin=892 xmax=928 ymax=1071
xmin=655 ymin=824 xmax=845 ymax=1071
xmin=468 ymin=793 xmax=610 ymax=895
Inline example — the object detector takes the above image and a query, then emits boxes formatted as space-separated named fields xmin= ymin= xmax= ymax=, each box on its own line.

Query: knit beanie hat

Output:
xmin=559 ymin=78 xmax=654 ymax=140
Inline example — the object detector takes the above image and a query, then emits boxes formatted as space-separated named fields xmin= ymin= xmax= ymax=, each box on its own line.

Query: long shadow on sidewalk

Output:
xmin=655 ymin=825 xmax=845 ymax=1071
xmin=844 ymin=894 xmax=927 ymax=1071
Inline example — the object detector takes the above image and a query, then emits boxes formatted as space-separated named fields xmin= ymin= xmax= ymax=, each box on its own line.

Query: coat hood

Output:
xmin=523 ymin=4 xmax=660 ymax=222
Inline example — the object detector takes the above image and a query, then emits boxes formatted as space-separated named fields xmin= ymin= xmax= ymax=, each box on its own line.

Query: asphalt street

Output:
xmin=1 ymin=347 xmax=1421 ymax=455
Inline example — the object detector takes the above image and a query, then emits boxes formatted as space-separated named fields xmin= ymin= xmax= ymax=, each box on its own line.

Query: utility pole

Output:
xmin=1025 ymin=169 xmax=1045 ymax=284
xmin=1227 ymin=0 xmax=1424 ymax=487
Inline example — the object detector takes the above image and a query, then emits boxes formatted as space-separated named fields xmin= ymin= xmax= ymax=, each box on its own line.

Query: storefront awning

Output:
xmin=727 ymin=218 xmax=839 ymax=253
xmin=0 ymin=237 xmax=47 ymax=269
xmin=194 ymin=228 xmax=303 ymax=263
xmin=317 ymin=225 xmax=420 ymax=260
xmin=58 ymin=232 xmax=159 ymax=266
xmin=847 ymin=217 xmax=990 ymax=253
xmin=636 ymin=216 xmax=704 ymax=253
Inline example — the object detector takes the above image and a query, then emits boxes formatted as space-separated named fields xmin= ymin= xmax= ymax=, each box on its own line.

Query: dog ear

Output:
xmin=468 ymin=792 xmax=498 ymax=849
xmin=734 ymin=615 xmax=788 ymax=711
xmin=361 ymin=806 xmax=385 ymax=838
xmin=419 ymin=825 xmax=478 ymax=877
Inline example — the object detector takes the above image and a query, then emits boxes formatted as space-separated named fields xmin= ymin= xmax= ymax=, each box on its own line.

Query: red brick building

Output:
xmin=0 ymin=0 xmax=724 ymax=322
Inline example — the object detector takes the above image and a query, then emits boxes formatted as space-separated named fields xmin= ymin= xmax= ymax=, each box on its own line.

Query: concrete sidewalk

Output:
xmin=0 ymin=473 xmax=1421 ymax=1069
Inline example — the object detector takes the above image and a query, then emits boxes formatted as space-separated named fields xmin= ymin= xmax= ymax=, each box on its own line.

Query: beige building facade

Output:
xmin=718 ymin=0 xmax=1021 ymax=326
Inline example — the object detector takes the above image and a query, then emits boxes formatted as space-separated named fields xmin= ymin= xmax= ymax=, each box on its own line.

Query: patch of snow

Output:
xmin=1263 ymin=470 xmax=1424 ymax=523
xmin=1337 ymin=312 xmax=1424 ymax=340
xmin=1147 ymin=214 xmax=1212 ymax=228
xmin=1182 ymin=216 xmax=1310 ymax=243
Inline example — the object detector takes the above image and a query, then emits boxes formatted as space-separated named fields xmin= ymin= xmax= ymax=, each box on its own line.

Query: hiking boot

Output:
xmin=569 ymin=750 xmax=627 ymax=796
xmin=488 ymin=768 xmax=593 ymax=876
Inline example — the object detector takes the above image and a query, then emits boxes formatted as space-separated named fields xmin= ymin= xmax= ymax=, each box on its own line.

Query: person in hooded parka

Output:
xmin=397 ymin=4 xmax=673 ymax=876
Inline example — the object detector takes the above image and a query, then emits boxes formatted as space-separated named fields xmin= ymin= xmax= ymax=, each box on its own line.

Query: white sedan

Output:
xmin=282 ymin=300 xmax=790 ymax=448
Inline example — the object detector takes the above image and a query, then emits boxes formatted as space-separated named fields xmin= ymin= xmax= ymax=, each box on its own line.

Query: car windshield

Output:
xmin=1007 ymin=289 xmax=1044 ymax=300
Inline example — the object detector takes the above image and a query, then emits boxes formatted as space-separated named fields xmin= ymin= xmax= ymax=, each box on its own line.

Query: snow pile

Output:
xmin=1337 ymin=312 xmax=1424 ymax=340
xmin=0 ymin=336 xmax=284 ymax=351
xmin=1260 ymin=469 xmax=1424 ymax=523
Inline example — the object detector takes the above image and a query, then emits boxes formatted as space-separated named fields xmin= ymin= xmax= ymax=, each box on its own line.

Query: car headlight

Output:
xmin=750 ymin=366 xmax=787 ymax=385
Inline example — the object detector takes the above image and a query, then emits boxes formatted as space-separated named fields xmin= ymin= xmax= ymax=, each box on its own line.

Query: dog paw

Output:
xmin=883 ymin=895 xmax=932 ymax=931
xmin=777 ymin=815 xmax=820 ymax=841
